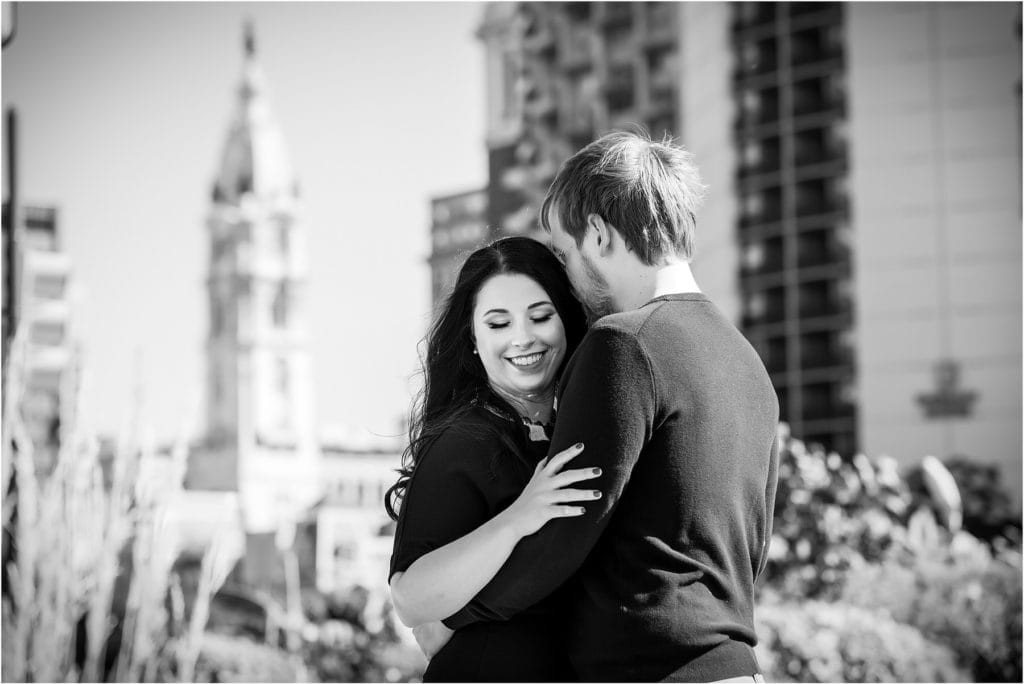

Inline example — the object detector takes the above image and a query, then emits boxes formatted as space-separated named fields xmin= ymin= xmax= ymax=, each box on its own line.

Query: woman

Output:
xmin=385 ymin=237 xmax=599 ymax=682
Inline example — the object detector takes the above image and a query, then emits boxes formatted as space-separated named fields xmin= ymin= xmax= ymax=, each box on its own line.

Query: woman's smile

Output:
xmin=506 ymin=349 xmax=548 ymax=369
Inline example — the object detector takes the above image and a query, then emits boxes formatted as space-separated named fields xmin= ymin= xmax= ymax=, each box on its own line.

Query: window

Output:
xmin=30 ymin=321 xmax=64 ymax=346
xmin=33 ymin=274 xmax=65 ymax=300
xmin=743 ymin=193 xmax=764 ymax=221
xmin=794 ymin=128 xmax=828 ymax=166
xmin=795 ymin=179 xmax=827 ymax=216
xmin=797 ymin=230 xmax=830 ymax=267
xmin=272 ymin=283 xmax=288 ymax=328
xmin=743 ymin=242 xmax=765 ymax=271
xmin=211 ymin=300 xmax=223 ymax=336
xmin=501 ymin=52 xmax=519 ymax=119
xmin=275 ymin=357 xmax=291 ymax=429
xmin=792 ymin=78 xmax=827 ymax=117
xmin=606 ymin=64 xmax=635 ymax=113
xmin=277 ymin=222 xmax=290 ymax=257
xmin=767 ymin=337 xmax=787 ymax=374
xmin=801 ymin=331 xmax=834 ymax=368
xmin=802 ymin=382 xmax=835 ymax=420
xmin=798 ymin=280 xmax=832 ymax=318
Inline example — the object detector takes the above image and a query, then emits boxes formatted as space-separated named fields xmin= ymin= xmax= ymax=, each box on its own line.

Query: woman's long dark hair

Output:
xmin=384 ymin=236 xmax=587 ymax=520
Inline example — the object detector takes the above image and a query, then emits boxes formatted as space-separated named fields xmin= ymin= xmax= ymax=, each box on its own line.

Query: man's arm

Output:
xmin=444 ymin=326 xmax=656 ymax=629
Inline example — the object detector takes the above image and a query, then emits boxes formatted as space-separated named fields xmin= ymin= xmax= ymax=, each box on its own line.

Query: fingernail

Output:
xmin=575 ymin=442 xmax=584 ymax=449
xmin=593 ymin=490 xmax=602 ymax=498
xmin=592 ymin=467 xmax=602 ymax=475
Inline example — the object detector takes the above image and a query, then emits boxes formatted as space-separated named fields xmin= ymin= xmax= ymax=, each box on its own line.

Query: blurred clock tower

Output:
xmin=188 ymin=24 xmax=322 ymax=544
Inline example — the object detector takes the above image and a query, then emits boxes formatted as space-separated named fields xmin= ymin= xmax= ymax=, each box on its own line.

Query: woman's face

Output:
xmin=472 ymin=273 xmax=567 ymax=401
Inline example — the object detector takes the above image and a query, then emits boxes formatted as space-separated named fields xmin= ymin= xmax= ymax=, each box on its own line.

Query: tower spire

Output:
xmin=210 ymin=21 xmax=296 ymax=205
xmin=244 ymin=20 xmax=255 ymax=59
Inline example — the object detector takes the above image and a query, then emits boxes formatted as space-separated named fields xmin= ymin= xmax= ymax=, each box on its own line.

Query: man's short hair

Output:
xmin=540 ymin=130 xmax=707 ymax=265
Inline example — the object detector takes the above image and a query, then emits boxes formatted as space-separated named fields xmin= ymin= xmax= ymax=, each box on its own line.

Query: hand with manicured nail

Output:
xmin=498 ymin=442 xmax=602 ymax=538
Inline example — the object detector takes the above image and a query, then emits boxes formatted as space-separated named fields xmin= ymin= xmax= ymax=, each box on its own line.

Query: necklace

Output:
xmin=472 ymin=393 xmax=553 ymax=442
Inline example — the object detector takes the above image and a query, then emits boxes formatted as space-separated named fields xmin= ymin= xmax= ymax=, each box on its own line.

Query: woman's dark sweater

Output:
xmin=444 ymin=293 xmax=780 ymax=682
xmin=389 ymin=408 xmax=573 ymax=682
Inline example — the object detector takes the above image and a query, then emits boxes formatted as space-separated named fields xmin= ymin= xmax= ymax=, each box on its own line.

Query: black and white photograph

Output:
xmin=2 ymin=2 xmax=1021 ymax=682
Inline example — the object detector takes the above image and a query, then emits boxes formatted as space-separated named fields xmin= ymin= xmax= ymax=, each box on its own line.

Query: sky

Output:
xmin=2 ymin=1 xmax=488 ymax=444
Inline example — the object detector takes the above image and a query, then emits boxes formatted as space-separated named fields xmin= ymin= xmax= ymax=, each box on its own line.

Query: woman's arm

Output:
xmin=389 ymin=442 xmax=600 ymax=627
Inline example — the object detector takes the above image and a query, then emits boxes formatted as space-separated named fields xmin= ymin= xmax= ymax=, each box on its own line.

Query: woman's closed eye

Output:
xmin=531 ymin=314 xmax=554 ymax=324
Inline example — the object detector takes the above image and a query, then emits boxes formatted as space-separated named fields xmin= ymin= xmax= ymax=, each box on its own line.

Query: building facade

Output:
xmin=679 ymin=2 xmax=1021 ymax=496
xmin=428 ymin=188 xmax=488 ymax=306
xmin=314 ymin=437 xmax=404 ymax=595
xmin=479 ymin=1 xmax=681 ymax=245
xmin=843 ymin=3 xmax=1021 ymax=488
xmin=2 ymin=202 xmax=74 ymax=476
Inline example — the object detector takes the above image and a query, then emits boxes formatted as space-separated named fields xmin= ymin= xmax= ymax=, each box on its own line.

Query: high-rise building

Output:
xmin=722 ymin=2 xmax=856 ymax=455
xmin=187 ymin=26 xmax=322 ymax=536
xmin=680 ymin=2 xmax=1021 ymax=493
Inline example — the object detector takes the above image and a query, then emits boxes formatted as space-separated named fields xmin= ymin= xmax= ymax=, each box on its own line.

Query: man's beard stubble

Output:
xmin=578 ymin=251 xmax=615 ymax=324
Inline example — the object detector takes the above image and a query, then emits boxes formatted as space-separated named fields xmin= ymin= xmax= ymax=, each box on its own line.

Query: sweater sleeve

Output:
xmin=443 ymin=325 xmax=656 ymax=629
xmin=754 ymin=433 xmax=780 ymax=580
xmin=388 ymin=428 xmax=493 ymax=582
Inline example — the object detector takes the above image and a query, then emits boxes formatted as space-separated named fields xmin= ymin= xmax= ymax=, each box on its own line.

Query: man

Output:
xmin=420 ymin=130 xmax=779 ymax=682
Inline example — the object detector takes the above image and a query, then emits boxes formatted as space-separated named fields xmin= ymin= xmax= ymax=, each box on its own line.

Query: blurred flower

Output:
xmin=920 ymin=455 xmax=963 ymax=533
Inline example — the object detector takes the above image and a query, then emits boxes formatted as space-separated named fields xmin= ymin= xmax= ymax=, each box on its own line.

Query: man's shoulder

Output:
xmin=589 ymin=307 xmax=653 ymax=337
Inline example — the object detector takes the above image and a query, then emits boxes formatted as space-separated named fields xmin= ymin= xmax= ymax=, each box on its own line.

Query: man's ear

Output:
xmin=587 ymin=214 xmax=615 ymax=257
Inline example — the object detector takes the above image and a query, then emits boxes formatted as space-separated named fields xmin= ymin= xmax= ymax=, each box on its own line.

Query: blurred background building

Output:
xmin=3 ymin=7 xmax=77 ymax=477
xmin=429 ymin=188 xmax=488 ymax=306
xmin=2 ymin=122 xmax=76 ymax=478
xmin=177 ymin=26 xmax=401 ymax=600
xmin=429 ymin=1 xmax=1022 ymax=504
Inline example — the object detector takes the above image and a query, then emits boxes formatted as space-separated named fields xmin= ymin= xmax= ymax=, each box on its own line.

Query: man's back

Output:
xmin=442 ymin=292 xmax=779 ymax=681
xmin=564 ymin=293 xmax=779 ymax=681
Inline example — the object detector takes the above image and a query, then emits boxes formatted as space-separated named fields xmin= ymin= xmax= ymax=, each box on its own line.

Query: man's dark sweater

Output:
xmin=444 ymin=293 xmax=780 ymax=682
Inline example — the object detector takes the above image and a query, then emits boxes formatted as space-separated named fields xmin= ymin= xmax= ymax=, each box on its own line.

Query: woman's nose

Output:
xmin=510 ymin=324 xmax=536 ymax=348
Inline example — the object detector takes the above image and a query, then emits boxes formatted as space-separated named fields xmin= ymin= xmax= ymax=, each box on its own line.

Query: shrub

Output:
xmin=763 ymin=426 xmax=917 ymax=600
xmin=841 ymin=530 xmax=1023 ymax=683
xmin=192 ymin=632 xmax=298 ymax=682
xmin=755 ymin=598 xmax=968 ymax=682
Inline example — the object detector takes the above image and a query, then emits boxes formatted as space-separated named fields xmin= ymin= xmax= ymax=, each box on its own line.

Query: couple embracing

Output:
xmin=384 ymin=131 xmax=779 ymax=683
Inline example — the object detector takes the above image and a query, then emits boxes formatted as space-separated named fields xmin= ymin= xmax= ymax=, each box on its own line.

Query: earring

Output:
xmin=472 ymin=348 xmax=478 ymax=355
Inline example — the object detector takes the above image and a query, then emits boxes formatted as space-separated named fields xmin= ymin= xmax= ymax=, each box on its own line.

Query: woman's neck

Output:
xmin=489 ymin=383 xmax=555 ymax=424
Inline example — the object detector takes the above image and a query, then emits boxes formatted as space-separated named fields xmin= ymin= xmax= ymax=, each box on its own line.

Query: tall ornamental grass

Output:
xmin=1 ymin=329 xmax=239 ymax=682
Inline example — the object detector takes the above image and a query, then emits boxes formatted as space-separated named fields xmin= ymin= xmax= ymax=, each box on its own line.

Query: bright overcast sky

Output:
xmin=3 ymin=1 xmax=487 ymax=444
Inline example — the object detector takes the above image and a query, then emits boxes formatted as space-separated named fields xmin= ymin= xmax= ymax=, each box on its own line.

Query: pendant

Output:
xmin=526 ymin=421 xmax=549 ymax=442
